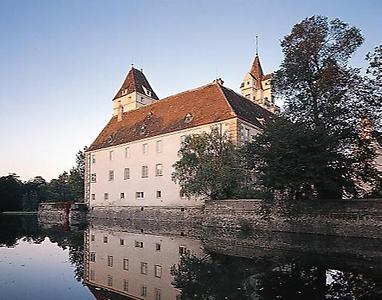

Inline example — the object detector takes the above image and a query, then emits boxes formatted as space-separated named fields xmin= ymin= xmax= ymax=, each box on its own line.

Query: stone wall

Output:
xmin=203 ymin=199 xmax=382 ymax=239
xmin=88 ymin=199 xmax=382 ymax=239
xmin=38 ymin=202 xmax=69 ymax=225
xmin=38 ymin=202 xmax=87 ymax=226
xmin=89 ymin=205 xmax=203 ymax=226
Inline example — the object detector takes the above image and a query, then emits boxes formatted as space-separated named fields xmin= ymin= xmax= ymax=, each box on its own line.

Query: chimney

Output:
xmin=213 ymin=78 xmax=224 ymax=85
xmin=117 ymin=104 xmax=123 ymax=122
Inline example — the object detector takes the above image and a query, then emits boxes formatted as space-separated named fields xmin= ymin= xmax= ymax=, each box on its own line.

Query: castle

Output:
xmin=84 ymin=52 xmax=278 ymax=208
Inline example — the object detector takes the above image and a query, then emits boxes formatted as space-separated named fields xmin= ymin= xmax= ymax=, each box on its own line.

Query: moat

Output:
xmin=1 ymin=215 xmax=382 ymax=299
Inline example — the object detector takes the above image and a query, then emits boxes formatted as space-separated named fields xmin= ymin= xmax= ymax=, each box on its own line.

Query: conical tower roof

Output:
xmin=249 ymin=54 xmax=264 ymax=79
xmin=113 ymin=67 xmax=159 ymax=100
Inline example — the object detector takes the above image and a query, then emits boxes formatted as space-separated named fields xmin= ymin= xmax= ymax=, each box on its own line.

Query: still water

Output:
xmin=0 ymin=215 xmax=382 ymax=300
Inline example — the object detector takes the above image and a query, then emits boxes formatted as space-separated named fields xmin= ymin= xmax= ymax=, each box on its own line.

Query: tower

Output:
xmin=112 ymin=66 xmax=159 ymax=116
xmin=240 ymin=46 xmax=279 ymax=114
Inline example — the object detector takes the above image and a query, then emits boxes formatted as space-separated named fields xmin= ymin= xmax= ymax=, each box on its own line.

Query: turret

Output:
xmin=240 ymin=53 xmax=279 ymax=114
xmin=112 ymin=67 xmax=159 ymax=116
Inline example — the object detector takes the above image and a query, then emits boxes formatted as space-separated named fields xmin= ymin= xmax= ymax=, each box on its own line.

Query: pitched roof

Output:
xmin=250 ymin=54 xmax=264 ymax=79
xmin=88 ymin=82 xmax=275 ymax=151
xmin=113 ymin=67 xmax=159 ymax=100
xmin=248 ymin=54 xmax=273 ymax=90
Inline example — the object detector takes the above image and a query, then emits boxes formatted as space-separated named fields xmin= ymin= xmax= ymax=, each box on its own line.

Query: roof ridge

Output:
xmin=215 ymin=83 xmax=238 ymax=118
xmin=120 ymin=82 xmax=217 ymax=115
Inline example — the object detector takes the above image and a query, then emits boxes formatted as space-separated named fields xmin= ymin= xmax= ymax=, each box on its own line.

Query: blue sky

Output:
xmin=0 ymin=0 xmax=381 ymax=180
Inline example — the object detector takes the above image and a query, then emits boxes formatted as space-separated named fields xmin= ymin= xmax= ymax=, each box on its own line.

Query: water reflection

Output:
xmin=83 ymin=225 xmax=203 ymax=299
xmin=1 ymin=215 xmax=382 ymax=299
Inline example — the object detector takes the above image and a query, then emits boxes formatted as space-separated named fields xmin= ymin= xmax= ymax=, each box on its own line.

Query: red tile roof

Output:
xmin=113 ymin=67 xmax=159 ymax=100
xmin=88 ymin=82 xmax=274 ymax=151
xmin=250 ymin=55 xmax=264 ymax=79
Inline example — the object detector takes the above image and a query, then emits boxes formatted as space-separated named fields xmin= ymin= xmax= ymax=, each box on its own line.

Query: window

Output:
xmin=142 ymin=143 xmax=148 ymax=154
xmin=123 ymin=258 xmax=129 ymax=271
xmin=90 ymin=269 xmax=95 ymax=281
xmin=135 ymin=240 xmax=144 ymax=248
xmin=156 ymin=190 xmax=162 ymax=199
xmin=120 ymin=239 xmax=124 ymax=246
xmin=123 ymin=279 xmax=129 ymax=292
xmin=124 ymin=168 xmax=130 ymax=180
xmin=154 ymin=288 xmax=161 ymax=300
xmin=136 ymin=192 xmax=144 ymax=199
xmin=140 ymin=262 xmax=148 ymax=274
xmin=156 ymin=243 xmax=161 ymax=251
xmin=91 ymin=154 xmax=96 ymax=164
xmin=156 ymin=140 xmax=162 ymax=153
xmin=91 ymin=173 xmax=96 ymax=183
xmin=184 ymin=113 xmax=193 ymax=124
xmin=141 ymin=166 xmax=148 ymax=178
xmin=141 ymin=285 xmax=147 ymax=297
xmin=179 ymin=246 xmax=187 ymax=255
xmin=155 ymin=164 xmax=163 ymax=176
xmin=107 ymin=255 xmax=113 ymax=267
xmin=243 ymin=128 xmax=250 ymax=142
xmin=90 ymin=252 xmax=96 ymax=262
xmin=109 ymin=170 xmax=114 ymax=181
xmin=103 ymin=236 xmax=108 ymax=243
xmin=104 ymin=193 xmax=109 ymax=200
xmin=91 ymin=194 xmax=95 ymax=201
xmin=107 ymin=275 xmax=113 ymax=287
xmin=91 ymin=235 xmax=95 ymax=242
xmin=154 ymin=265 xmax=162 ymax=278
xmin=109 ymin=150 xmax=114 ymax=160
xmin=125 ymin=147 xmax=130 ymax=158
xmin=120 ymin=192 xmax=125 ymax=199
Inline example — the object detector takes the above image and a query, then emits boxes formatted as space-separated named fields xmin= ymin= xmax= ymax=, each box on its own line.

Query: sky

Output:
xmin=0 ymin=0 xmax=381 ymax=181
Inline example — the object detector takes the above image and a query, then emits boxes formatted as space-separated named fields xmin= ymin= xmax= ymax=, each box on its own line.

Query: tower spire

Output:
xmin=255 ymin=35 xmax=259 ymax=56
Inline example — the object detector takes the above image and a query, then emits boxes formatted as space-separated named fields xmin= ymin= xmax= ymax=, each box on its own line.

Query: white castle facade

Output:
xmin=84 ymin=53 xmax=278 ymax=208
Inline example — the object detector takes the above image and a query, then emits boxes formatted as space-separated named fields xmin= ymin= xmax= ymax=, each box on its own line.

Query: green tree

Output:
xmin=245 ymin=118 xmax=378 ymax=200
xmin=22 ymin=176 xmax=48 ymax=210
xmin=172 ymin=128 xmax=244 ymax=200
xmin=253 ymin=16 xmax=381 ymax=199
xmin=0 ymin=174 xmax=23 ymax=212
xmin=69 ymin=147 xmax=87 ymax=201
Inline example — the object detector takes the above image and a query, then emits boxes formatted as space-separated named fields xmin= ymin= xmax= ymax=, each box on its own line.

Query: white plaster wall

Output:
xmin=88 ymin=119 xmax=236 ymax=207
xmin=86 ymin=228 xmax=203 ymax=300
xmin=113 ymin=91 xmax=157 ymax=115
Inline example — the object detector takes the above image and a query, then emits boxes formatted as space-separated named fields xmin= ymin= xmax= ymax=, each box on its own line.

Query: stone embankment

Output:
xmin=38 ymin=202 xmax=87 ymax=226
xmin=89 ymin=198 xmax=382 ymax=239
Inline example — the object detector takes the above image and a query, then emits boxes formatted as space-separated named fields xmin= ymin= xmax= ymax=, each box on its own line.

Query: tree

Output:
xmin=69 ymin=147 xmax=87 ymax=201
xmin=22 ymin=176 xmax=48 ymax=211
xmin=0 ymin=174 xmax=23 ymax=212
xmin=245 ymin=118 xmax=379 ymax=200
xmin=257 ymin=16 xmax=381 ymax=199
xmin=172 ymin=128 xmax=244 ymax=200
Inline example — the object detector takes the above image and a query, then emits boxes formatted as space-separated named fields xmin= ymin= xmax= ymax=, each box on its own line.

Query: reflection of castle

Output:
xmin=83 ymin=227 xmax=203 ymax=300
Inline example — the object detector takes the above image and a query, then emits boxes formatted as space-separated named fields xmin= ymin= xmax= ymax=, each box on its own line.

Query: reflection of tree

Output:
xmin=326 ymin=270 xmax=382 ymax=299
xmin=0 ymin=216 xmax=84 ymax=282
xmin=171 ymin=253 xmax=382 ymax=300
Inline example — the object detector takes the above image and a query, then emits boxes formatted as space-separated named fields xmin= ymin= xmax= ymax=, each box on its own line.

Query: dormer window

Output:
xmin=107 ymin=133 xmax=115 ymax=144
xmin=256 ymin=117 xmax=266 ymax=125
xmin=184 ymin=113 xmax=193 ymax=124
xmin=142 ymin=86 xmax=152 ymax=97
xmin=140 ymin=125 xmax=146 ymax=135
